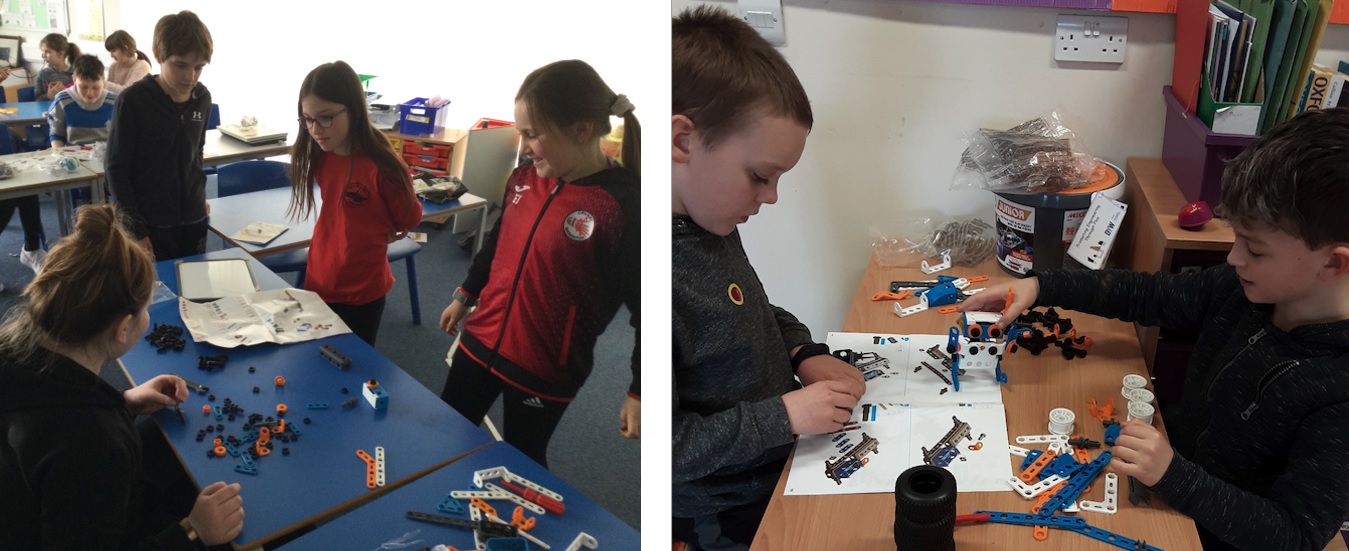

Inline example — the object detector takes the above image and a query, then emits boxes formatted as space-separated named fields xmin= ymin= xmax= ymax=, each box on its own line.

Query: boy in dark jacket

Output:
xmin=961 ymin=107 xmax=1349 ymax=551
xmin=106 ymin=10 xmax=213 ymax=260
xmin=672 ymin=6 xmax=866 ymax=550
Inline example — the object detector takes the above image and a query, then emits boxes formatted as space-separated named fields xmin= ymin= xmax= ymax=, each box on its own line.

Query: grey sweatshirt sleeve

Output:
xmin=773 ymin=304 xmax=815 ymax=352
xmin=672 ymin=379 xmax=794 ymax=484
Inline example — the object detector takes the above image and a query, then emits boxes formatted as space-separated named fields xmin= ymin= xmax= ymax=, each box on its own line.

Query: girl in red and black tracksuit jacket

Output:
xmin=440 ymin=60 xmax=640 ymax=467
xmin=288 ymin=61 xmax=422 ymax=345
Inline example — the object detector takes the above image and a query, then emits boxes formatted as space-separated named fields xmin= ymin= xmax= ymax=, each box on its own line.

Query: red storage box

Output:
xmin=403 ymin=141 xmax=452 ymax=158
xmin=403 ymin=153 xmax=449 ymax=171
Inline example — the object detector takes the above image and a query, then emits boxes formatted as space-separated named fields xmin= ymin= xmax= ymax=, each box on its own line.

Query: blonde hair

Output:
xmin=0 ymin=205 xmax=154 ymax=361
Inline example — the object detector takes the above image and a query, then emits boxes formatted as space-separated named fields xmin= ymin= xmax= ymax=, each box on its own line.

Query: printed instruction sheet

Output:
xmin=784 ymin=332 xmax=1014 ymax=495
xmin=179 ymin=289 xmax=350 ymax=348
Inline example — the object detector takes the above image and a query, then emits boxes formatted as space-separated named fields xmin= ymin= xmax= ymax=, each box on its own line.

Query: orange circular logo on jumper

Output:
xmin=728 ymin=283 xmax=744 ymax=305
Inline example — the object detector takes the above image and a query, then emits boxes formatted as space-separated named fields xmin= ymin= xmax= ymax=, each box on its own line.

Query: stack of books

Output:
xmin=1200 ymin=0 xmax=1332 ymax=135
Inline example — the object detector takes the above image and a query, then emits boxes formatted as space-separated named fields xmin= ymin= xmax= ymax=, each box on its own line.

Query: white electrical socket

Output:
xmin=738 ymin=0 xmax=785 ymax=46
xmin=1055 ymin=14 xmax=1127 ymax=64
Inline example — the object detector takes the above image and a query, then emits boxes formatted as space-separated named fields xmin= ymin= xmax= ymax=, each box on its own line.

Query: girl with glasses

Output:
xmin=438 ymin=59 xmax=641 ymax=467
xmin=288 ymin=60 xmax=421 ymax=345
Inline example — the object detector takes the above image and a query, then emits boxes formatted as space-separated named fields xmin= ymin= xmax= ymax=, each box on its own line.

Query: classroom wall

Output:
xmin=55 ymin=1 xmax=664 ymax=142
xmin=675 ymin=0 xmax=1349 ymax=336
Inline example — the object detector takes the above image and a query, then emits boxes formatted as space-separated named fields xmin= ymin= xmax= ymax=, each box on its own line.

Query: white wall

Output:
xmin=2 ymin=0 xmax=664 ymax=138
xmin=674 ymin=0 xmax=1349 ymax=336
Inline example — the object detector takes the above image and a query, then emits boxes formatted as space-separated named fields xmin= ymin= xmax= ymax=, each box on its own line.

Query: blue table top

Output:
xmin=121 ymin=249 xmax=493 ymax=548
xmin=287 ymin=441 xmax=640 ymax=551
xmin=0 ymin=101 xmax=48 ymax=124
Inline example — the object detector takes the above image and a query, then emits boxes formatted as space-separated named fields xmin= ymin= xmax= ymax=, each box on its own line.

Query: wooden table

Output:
xmin=751 ymin=256 xmax=1203 ymax=550
xmin=1114 ymin=158 xmax=1234 ymax=377
xmin=0 ymin=150 xmax=99 ymax=234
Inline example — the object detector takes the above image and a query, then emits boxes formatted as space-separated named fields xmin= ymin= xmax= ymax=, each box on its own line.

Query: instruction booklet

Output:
xmin=783 ymin=331 xmax=1014 ymax=495
xmin=178 ymin=289 xmax=351 ymax=348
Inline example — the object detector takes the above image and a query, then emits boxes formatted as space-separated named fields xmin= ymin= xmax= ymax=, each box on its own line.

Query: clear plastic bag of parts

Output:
xmin=872 ymin=217 xmax=996 ymax=268
xmin=951 ymin=112 xmax=1098 ymax=193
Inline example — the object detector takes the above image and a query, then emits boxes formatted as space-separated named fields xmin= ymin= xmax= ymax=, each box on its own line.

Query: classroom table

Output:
xmin=79 ymin=129 xmax=293 ymax=179
xmin=288 ymin=441 xmax=639 ymax=550
xmin=206 ymin=186 xmax=489 ymax=256
xmin=119 ymin=248 xmax=494 ymax=549
xmin=750 ymin=256 xmax=1204 ymax=550
xmin=0 ymin=100 xmax=48 ymax=125
xmin=0 ymin=149 xmax=99 ymax=234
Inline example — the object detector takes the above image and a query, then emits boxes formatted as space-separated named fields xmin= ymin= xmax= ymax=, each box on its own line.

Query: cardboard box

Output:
xmin=1161 ymin=86 xmax=1257 ymax=205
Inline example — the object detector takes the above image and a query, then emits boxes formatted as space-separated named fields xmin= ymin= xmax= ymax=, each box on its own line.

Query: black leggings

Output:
xmin=0 ymin=196 xmax=44 ymax=250
xmin=327 ymin=296 xmax=386 ymax=346
xmin=440 ymin=345 xmax=570 ymax=468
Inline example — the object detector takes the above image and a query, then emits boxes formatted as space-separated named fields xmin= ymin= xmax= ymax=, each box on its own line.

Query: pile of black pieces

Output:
xmin=1012 ymin=308 xmax=1090 ymax=360
xmin=146 ymin=323 xmax=186 ymax=352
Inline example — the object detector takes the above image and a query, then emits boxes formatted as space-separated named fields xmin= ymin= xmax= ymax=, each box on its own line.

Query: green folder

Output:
xmin=1278 ymin=0 xmax=1326 ymax=124
xmin=1261 ymin=0 xmax=1306 ymax=133
xmin=1239 ymin=0 xmax=1276 ymax=103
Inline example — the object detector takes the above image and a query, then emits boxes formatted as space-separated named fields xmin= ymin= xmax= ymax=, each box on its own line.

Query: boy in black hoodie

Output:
xmin=961 ymin=108 xmax=1349 ymax=551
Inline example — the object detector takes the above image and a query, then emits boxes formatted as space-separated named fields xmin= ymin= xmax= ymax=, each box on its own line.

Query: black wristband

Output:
xmin=791 ymin=342 xmax=831 ymax=372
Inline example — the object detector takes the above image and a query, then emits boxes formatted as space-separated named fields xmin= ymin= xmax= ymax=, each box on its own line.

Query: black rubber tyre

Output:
xmin=894 ymin=465 xmax=958 ymax=526
xmin=894 ymin=514 xmax=956 ymax=551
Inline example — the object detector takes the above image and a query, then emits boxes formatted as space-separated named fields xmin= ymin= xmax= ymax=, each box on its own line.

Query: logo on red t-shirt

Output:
xmin=343 ymin=182 xmax=371 ymax=207
xmin=563 ymin=210 xmax=595 ymax=241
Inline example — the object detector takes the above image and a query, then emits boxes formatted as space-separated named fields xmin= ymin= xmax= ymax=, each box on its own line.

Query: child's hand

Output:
xmin=1109 ymin=419 xmax=1174 ymax=486
xmin=46 ymin=81 xmax=64 ymax=99
xmin=957 ymin=277 xmax=1040 ymax=329
xmin=618 ymin=394 xmax=640 ymax=439
xmin=439 ymin=300 xmax=469 ymax=335
xmin=123 ymin=374 xmax=187 ymax=415
xmin=782 ymin=380 xmax=859 ymax=435
xmin=797 ymin=354 xmax=865 ymax=401
xmin=387 ymin=229 xmax=409 ymax=243
xmin=189 ymin=481 xmax=244 ymax=545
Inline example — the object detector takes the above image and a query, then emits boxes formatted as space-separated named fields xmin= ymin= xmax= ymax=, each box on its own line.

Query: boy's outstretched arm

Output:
xmin=963 ymin=267 xmax=1226 ymax=331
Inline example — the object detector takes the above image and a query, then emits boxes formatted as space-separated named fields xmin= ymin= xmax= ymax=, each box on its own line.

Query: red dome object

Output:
xmin=1178 ymin=201 xmax=1213 ymax=230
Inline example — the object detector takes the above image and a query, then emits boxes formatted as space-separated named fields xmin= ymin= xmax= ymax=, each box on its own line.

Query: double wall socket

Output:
xmin=1055 ymin=14 xmax=1127 ymax=64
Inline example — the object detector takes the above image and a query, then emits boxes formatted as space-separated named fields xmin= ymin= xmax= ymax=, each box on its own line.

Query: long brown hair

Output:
xmin=39 ymin=33 xmax=81 ymax=67
xmin=105 ymin=30 xmax=151 ymax=64
xmin=0 ymin=205 xmax=154 ymax=361
xmin=517 ymin=60 xmax=640 ymax=182
xmin=288 ymin=60 xmax=415 ymax=220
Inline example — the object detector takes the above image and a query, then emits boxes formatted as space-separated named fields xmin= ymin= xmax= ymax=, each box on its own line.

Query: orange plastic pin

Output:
xmin=274 ymin=376 xmax=286 ymax=387
xmin=213 ymin=446 xmax=226 ymax=457
xmin=276 ymin=404 xmax=288 ymax=415
xmin=202 ymin=405 xmax=211 ymax=414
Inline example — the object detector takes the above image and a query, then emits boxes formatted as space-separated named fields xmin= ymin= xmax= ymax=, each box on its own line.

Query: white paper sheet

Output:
xmin=783 ymin=332 xmax=1016 ymax=495
xmin=178 ymin=289 xmax=351 ymax=348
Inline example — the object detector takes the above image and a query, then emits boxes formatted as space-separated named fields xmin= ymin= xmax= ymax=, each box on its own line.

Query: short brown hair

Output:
xmin=673 ymin=5 xmax=812 ymax=149
xmin=1219 ymin=107 xmax=1349 ymax=248
xmin=153 ymin=10 xmax=213 ymax=62
xmin=71 ymin=54 xmax=104 ymax=81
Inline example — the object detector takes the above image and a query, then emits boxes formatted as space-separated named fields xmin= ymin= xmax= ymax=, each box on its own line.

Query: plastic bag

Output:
xmin=872 ymin=217 xmax=995 ymax=268
xmin=951 ymin=112 xmax=1098 ymax=193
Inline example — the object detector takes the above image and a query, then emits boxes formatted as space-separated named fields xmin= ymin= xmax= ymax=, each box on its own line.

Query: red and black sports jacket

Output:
xmin=458 ymin=163 xmax=639 ymax=402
